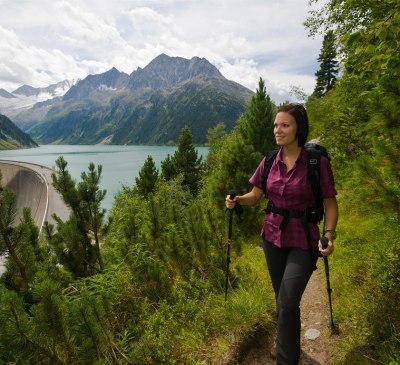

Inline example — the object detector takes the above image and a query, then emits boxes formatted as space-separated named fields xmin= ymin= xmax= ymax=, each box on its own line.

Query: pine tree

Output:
xmin=239 ymin=78 xmax=276 ymax=155
xmin=313 ymin=30 xmax=339 ymax=97
xmin=172 ymin=127 xmax=203 ymax=195
xmin=161 ymin=154 xmax=176 ymax=181
xmin=160 ymin=127 xmax=203 ymax=195
xmin=78 ymin=163 xmax=107 ymax=271
xmin=51 ymin=157 xmax=106 ymax=275
xmin=135 ymin=155 xmax=159 ymax=198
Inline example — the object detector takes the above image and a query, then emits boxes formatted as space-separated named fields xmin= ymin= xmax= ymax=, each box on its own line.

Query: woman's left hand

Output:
xmin=318 ymin=238 xmax=334 ymax=257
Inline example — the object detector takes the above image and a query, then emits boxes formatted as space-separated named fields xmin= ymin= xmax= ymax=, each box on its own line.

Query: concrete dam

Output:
xmin=0 ymin=160 xmax=70 ymax=274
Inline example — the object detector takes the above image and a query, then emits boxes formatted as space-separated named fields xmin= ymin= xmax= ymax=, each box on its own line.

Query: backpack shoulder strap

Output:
xmin=305 ymin=146 xmax=323 ymax=209
xmin=261 ymin=149 xmax=279 ymax=196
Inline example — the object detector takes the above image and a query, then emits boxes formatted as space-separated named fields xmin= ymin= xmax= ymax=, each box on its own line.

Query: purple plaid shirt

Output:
xmin=249 ymin=147 xmax=337 ymax=249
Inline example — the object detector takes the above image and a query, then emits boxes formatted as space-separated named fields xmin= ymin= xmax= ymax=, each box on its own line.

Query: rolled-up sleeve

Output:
xmin=320 ymin=156 xmax=337 ymax=198
xmin=249 ymin=157 xmax=266 ymax=190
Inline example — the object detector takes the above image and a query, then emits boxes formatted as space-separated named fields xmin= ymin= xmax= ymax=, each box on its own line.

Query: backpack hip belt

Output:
xmin=264 ymin=201 xmax=321 ymax=232
xmin=265 ymin=201 xmax=322 ymax=263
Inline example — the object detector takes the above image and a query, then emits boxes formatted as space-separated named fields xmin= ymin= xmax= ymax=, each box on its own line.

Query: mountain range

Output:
xmin=0 ymin=80 xmax=78 ymax=119
xmin=0 ymin=114 xmax=38 ymax=150
xmin=0 ymin=54 xmax=254 ymax=145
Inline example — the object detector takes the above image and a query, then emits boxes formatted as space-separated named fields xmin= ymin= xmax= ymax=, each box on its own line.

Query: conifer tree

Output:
xmin=51 ymin=157 xmax=106 ymax=275
xmin=205 ymin=122 xmax=227 ymax=173
xmin=78 ymin=162 xmax=106 ymax=271
xmin=172 ymin=126 xmax=203 ymax=195
xmin=160 ymin=154 xmax=176 ymax=181
xmin=135 ymin=155 xmax=159 ymax=198
xmin=313 ymin=30 xmax=339 ymax=97
xmin=160 ymin=127 xmax=203 ymax=195
xmin=239 ymin=78 xmax=276 ymax=155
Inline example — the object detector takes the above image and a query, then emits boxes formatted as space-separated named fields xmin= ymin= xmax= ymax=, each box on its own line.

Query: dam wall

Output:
xmin=0 ymin=162 xmax=48 ymax=229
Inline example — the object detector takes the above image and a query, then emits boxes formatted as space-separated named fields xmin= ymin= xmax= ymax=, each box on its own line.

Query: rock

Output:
xmin=305 ymin=328 xmax=321 ymax=340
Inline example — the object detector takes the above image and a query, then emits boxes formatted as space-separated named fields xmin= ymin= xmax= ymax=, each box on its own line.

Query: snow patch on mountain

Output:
xmin=0 ymin=79 xmax=78 ymax=118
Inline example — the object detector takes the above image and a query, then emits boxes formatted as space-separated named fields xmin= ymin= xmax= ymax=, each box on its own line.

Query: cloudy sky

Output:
xmin=0 ymin=0 xmax=325 ymax=103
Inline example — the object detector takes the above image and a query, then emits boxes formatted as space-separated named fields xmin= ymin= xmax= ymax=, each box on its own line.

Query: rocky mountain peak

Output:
xmin=127 ymin=54 xmax=222 ymax=91
xmin=63 ymin=67 xmax=129 ymax=100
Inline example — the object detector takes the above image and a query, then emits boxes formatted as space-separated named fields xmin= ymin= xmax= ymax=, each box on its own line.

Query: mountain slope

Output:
xmin=14 ymin=54 xmax=253 ymax=145
xmin=0 ymin=88 xmax=16 ymax=98
xmin=63 ymin=68 xmax=129 ymax=100
xmin=0 ymin=114 xmax=38 ymax=149
xmin=0 ymin=80 xmax=77 ymax=121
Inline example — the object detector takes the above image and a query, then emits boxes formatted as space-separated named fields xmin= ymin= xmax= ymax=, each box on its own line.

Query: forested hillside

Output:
xmin=0 ymin=113 xmax=38 ymax=149
xmin=0 ymin=1 xmax=399 ymax=364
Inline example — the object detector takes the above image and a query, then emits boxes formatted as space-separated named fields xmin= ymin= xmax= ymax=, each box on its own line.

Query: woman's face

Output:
xmin=274 ymin=112 xmax=298 ymax=147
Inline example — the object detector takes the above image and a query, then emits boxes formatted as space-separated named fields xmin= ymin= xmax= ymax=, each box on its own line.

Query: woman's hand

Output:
xmin=225 ymin=195 xmax=237 ymax=209
xmin=318 ymin=238 xmax=334 ymax=257
xmin=225 ymin=186 xmax=263 ymax=209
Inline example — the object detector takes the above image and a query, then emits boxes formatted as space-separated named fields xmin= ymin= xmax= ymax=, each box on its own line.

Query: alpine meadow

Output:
xmin=1 ymin=1 xmax=400 ymax=364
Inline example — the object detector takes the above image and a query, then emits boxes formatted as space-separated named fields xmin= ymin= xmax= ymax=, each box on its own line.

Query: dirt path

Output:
xmin=239 ymin=262 xmax=342 ymax=365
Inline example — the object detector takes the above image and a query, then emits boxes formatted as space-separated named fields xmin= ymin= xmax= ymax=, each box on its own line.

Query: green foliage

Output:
xmin=204 ymin=127 xmax=265 ymax=237
xmin=305 ymin=0 xmax=400 ymax=362
xmin=238 ymin=78 xmax=276 ymax=156
xmin=160 ymin=126 xmax=203 ymax=195
xmin=204 ymin=122 xmax=227 ymax=173
xmin=160 ymin=154 xmax=176 ymax=180
xmin=0 ymin=284 xmax=69 ymax=364
xmin=51 ymin=157 xmax=107 ymax=275
xmin=135 ymin=155 xmax=159 ymax=198
xmin=313 ymin=30 xmax=339 ymax=97
xmin=306 ymin=0 xmax=400 ymax=214
xmin=79 ymin=162 xmax=107 ymax=269
xmin=326 ymin=207 xmax=400 ymax=364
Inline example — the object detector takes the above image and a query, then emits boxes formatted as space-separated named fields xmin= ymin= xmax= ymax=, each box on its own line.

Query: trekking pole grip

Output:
xmin=320 ymin=236 xmax=329 ymax=249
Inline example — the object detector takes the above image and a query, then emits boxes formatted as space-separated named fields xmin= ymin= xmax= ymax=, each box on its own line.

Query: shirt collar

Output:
xmin=277 ymin=147 xmax=307 ymax=164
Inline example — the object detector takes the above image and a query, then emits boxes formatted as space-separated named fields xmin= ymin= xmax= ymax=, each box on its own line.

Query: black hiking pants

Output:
xmin=262 ymin=240 xmax=317 ymax=365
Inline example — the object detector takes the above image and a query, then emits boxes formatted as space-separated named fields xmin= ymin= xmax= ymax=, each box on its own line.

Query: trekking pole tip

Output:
xmin=328 ymin=320 xmax=339 ymax=334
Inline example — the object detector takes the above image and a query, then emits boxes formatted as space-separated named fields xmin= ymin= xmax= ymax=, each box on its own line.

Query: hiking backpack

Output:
xmin=261 ymin=143 xmax=329 ymax=224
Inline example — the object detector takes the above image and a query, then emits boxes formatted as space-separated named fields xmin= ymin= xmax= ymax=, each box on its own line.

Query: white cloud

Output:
xmin=0 ymin=0 xmax=325 ymax=102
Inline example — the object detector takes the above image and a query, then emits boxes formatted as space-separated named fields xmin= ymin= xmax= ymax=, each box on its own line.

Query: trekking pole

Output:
xmin=320 ymin=236 xmax=338 ymax=332
xmin=225 ymin=191 xmax=236 ymax=302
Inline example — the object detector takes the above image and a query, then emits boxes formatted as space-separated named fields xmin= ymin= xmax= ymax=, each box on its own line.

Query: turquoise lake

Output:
xmin=0 ymin=145 xmax=208 ymax=210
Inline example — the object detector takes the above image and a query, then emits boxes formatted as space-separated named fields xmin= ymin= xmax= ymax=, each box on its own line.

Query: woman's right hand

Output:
xmin=225 ymin=195 xmax=237 ymax=209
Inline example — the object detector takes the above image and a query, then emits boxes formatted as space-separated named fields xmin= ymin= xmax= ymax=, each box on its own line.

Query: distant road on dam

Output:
xmin=0 ymin=160 xmax=70 ymax=274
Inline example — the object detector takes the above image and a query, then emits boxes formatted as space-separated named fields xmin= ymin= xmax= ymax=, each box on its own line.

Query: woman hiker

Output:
xmin=225 ymin=103 xmax=338 ymax=365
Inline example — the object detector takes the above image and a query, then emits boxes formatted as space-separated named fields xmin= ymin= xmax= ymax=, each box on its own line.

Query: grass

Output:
xmin=0 ymin=138 xmax=21 ymax=149
xmin=326 ymin=201 xmax=400 ymax=365
xmin=169 ymin=241 xmax=276 ymax=364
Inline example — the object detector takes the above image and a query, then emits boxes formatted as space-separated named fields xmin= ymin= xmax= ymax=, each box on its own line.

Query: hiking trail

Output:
xmin=238 ymin=263 xmax=343 ymax=365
